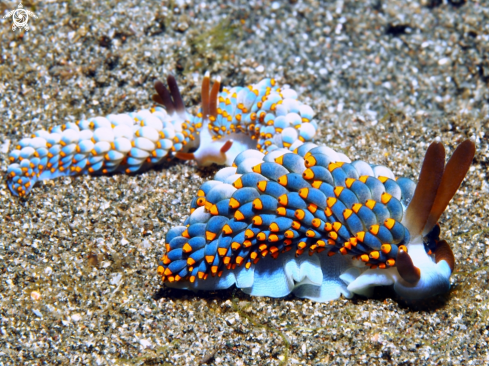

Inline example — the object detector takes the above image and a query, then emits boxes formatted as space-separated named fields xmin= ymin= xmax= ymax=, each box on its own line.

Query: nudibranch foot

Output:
xmin=159 ymin=139 xmax=475 ymax=303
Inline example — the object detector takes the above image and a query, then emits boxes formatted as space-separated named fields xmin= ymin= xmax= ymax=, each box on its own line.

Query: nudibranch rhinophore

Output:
xmin=6 ymin=73 xmax=316 ymax=196
xmin=159 ymin=139 xmax=475 ymax=302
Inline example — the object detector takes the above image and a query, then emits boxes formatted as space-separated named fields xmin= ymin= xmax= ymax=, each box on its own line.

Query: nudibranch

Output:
xmin=5 ymin=72 xmax=476 ymax=303
xmin=6 ymin=73 xmax=316 ymax=196
xmin=159 ymin=139 xmax=475 ymax=302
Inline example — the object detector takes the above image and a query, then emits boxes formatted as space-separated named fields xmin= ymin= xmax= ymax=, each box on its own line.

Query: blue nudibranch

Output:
xmin=7 ymin=73 xmax=315 ymax=196
xmin=6 ymin=73 xmax=475 ymax=302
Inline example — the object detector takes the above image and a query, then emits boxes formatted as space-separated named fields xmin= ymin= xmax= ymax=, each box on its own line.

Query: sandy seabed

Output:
xmin=1 ymin=0 xmax=489 ymax=365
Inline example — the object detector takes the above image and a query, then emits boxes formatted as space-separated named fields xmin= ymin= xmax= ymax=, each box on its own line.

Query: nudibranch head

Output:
xmin=158 ymin=139 xmax=475 ymax=304
xmin=154 ymin=72 xmax=318 ymax=167
xmin=392 ymin=241 xmax=453 ymax=302
xmin=345 ymin=140 xmax=475 ymax=302
xmin=393 ymin=140 xmax=475 ymax=301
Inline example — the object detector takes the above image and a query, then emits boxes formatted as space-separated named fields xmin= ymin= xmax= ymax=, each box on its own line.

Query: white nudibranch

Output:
xmin=6 ymin=73 xmax=317 ymax=196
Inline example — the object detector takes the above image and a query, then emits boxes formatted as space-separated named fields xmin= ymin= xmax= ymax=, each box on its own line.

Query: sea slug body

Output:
xmin=6 ymin=73 xmax=316 ymax=196
xmin=159 ymin=139 xmax=475 ymax=302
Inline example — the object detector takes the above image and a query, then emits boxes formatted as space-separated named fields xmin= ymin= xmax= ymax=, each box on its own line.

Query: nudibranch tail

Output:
xmin=6 ymin=75 xmax=200 ymax=197
xmin=159 ymin=139 xmax=475 ymax=303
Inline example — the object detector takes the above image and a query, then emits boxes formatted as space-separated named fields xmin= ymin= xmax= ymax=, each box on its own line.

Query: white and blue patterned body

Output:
xmin=7 ymin=74 xmax=317 ymax=197
xmin=160 ymin=140 xmax=474 ymax=302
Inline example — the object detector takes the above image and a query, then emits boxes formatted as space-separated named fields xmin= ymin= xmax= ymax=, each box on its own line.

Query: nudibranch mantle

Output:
xmin=159 ymin=139 xmax=475 ymax=302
